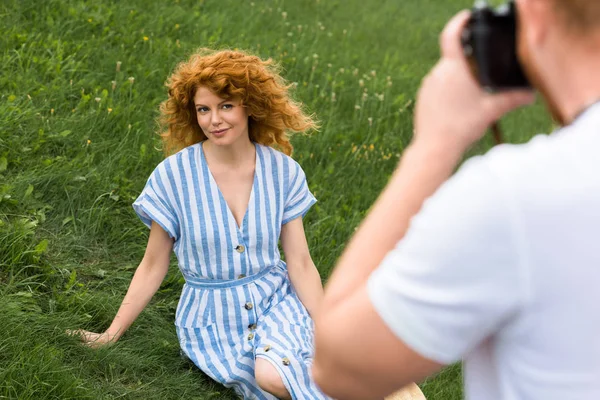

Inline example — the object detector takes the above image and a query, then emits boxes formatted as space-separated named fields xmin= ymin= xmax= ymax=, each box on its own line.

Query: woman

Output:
xmin=73 ymin=48 xmax=425 ymax=400
xmin=75 ymin=48 xmax=326 ymax=399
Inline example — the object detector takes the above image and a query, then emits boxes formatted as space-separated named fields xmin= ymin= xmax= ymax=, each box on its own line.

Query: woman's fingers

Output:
xmin=66 ymin=329 xmax=112 ymax=347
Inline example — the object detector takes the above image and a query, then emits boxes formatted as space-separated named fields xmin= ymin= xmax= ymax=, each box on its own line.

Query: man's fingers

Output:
xmin=440 ymin=10 xmax=471 ymax=58
xmin=484 ymin=90 xmax=537 ymax=119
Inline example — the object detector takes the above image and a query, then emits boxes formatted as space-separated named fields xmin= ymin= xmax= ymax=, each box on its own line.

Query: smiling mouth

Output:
xmin=211 ymin=128 xmax=228 ymax=134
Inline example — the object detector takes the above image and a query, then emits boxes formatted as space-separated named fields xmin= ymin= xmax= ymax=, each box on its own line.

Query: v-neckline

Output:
xmin=200 ymin=141 xmax=259 ymax=232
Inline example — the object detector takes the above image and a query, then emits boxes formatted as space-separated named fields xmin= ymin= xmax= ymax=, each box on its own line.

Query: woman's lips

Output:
xmin=211 ymin=128 xmax=229 ymax=137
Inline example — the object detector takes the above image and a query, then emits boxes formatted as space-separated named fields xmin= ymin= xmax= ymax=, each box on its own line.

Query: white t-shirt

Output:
xmin=368 ymin=103 xmax=600 ymax=400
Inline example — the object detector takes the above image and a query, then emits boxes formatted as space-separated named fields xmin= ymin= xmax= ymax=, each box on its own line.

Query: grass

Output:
xmin=1 ymin=0 xmax=551 ymax=398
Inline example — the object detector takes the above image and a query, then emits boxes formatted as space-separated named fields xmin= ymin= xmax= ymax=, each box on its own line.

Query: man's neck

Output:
xmin=545 ymin=39 xmax=600 ymax=125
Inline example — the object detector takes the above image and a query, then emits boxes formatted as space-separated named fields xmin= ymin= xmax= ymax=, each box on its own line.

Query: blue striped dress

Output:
xmin=132 ymin=142 xmax=330 ymax=399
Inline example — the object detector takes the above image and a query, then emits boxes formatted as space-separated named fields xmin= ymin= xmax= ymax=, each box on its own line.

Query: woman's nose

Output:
xmin=211 ymin=111 xmax=222 ymax=126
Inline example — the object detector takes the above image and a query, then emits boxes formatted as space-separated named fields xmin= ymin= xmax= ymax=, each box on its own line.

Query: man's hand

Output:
xmin=414 ymin=10 xmax=536 ymax=155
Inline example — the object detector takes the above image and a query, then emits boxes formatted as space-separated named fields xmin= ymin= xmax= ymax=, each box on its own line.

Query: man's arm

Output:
xmin=313 ymin=10 xmax=535 ymax=399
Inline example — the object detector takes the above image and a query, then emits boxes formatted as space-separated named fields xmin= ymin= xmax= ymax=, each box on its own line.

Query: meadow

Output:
xmin=0 ymin=0 xmax=551 ymax=398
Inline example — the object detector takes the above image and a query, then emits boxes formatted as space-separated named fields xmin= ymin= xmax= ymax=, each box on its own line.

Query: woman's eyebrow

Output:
xmin=194 ymin=99 xmax=232 ymax=107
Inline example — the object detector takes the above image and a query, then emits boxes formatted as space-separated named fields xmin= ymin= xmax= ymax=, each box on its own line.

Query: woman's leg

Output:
xmin=255 ymin=358 xmax=292 ymax=400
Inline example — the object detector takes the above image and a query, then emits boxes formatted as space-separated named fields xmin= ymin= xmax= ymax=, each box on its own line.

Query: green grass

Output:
xmin=0 ymin=0 xmax=551 ymax=398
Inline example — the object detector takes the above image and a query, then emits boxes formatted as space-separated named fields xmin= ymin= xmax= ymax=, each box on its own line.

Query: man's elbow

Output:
xmin=311 ymin=359 xmax=333 ymax=397
xmin=312 ymin=327 xmax=367 ymax=399
xmin=312 ymin=326 xmax=341 ymax=397
xmin=312 ymin=358 xmax=357 ymax=400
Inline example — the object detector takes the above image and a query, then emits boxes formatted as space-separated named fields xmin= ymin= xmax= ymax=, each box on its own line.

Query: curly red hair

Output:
xmin=159 ymin=48 xmax=318 ymax=156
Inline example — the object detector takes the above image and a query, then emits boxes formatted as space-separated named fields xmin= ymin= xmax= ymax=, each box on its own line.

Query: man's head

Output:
xmin=550 ymin=0 xmax=600 ymax=34
xmin=516 ymin=0 xmax=600 ymax=124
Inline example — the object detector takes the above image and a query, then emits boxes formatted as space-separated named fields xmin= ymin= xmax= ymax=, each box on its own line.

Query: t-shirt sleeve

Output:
xmin=367 ymin=158 xmax=525 ymax=365
xmin=282 ymin=161 xmax=317 ymax=225
xmin=132 ymin=165 xmax=180 ymax=240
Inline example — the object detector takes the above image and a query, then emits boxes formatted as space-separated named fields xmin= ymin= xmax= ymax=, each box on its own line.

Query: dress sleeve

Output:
xmin=282 ymin=161 xmax=317 ymax=225
xmin=132 ymin=165 xmax=180 ymax=240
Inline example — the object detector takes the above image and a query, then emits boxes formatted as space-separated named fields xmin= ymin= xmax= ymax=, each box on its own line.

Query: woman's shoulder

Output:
xmin=256 ymin=143 xmax=301 ymax=172
xmin=149 ymin=143 xmax=202 ymax=179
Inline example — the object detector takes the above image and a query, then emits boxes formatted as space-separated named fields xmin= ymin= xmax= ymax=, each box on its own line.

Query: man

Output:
xmin=312 ymin=0 xmax=600 ymax=399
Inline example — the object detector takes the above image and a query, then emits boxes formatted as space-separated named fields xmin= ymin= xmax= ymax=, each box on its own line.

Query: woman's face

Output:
xmin=194 ymin=86 xmax=250 ymax=146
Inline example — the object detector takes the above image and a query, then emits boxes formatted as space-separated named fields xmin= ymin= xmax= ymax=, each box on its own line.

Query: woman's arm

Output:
xmin=73 ymin=221 xmax=173 ymax=346
xmin=281 ymin=217 xmax=323 ymax=318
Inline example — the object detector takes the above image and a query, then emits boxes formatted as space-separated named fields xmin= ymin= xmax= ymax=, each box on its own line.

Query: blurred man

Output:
xmin=312 ymin=1 xmax=600 ymax=399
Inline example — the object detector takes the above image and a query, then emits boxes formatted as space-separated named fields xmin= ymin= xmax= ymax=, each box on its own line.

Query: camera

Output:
xmin=461 ymin=1 xmax=531 ymax=91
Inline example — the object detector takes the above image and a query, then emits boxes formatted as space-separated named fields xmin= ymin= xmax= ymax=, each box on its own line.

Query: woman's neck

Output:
xmin=203 ymin=138 xmax=255 ymax=167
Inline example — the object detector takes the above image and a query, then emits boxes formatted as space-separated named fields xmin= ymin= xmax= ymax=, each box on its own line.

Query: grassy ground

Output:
xmin=0 ymin=0 xmax=551 ymax=398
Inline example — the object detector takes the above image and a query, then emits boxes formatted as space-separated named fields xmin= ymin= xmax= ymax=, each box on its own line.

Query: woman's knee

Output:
xmin=255 ymin=359 xmax=290 ymax=399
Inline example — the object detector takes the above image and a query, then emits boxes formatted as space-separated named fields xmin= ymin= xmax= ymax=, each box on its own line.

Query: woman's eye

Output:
xmin=222 ymin=104 xmax=233 ymax=110
xmin=197 ymin=107 xmax=209 ymax=113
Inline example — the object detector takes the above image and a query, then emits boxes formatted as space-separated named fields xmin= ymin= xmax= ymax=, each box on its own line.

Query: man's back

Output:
xmin=465 ymin=103 xmax=600 ymax=399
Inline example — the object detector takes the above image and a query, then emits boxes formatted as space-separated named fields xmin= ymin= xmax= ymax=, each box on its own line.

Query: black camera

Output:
xmin=461 ymin=1 xmax=531 ymax=91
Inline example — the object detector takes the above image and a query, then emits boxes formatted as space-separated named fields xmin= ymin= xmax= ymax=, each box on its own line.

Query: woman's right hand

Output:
xmin=67 ymin=329 xmax=118 ymax=348
xmin=66 ymin=223 xmax=173 ymax=350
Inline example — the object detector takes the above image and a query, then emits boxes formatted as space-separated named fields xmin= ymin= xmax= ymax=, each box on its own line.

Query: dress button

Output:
xmin=282 ymin=357 xmax=290 ymax=366
xmin=248 ymin=324 xmax=257 ymax=330
xmin=247 ymin=333 xmax=255 ymax=340
xmin=244 ymin=302 xmax=253 ymax=310
xmin=264 ymin=345 xmax=271 ymax=352
xmin=235 ymin=245 xmax=245 ymax=253
xmin=237 ymin=274 xmax=246 ymax=279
